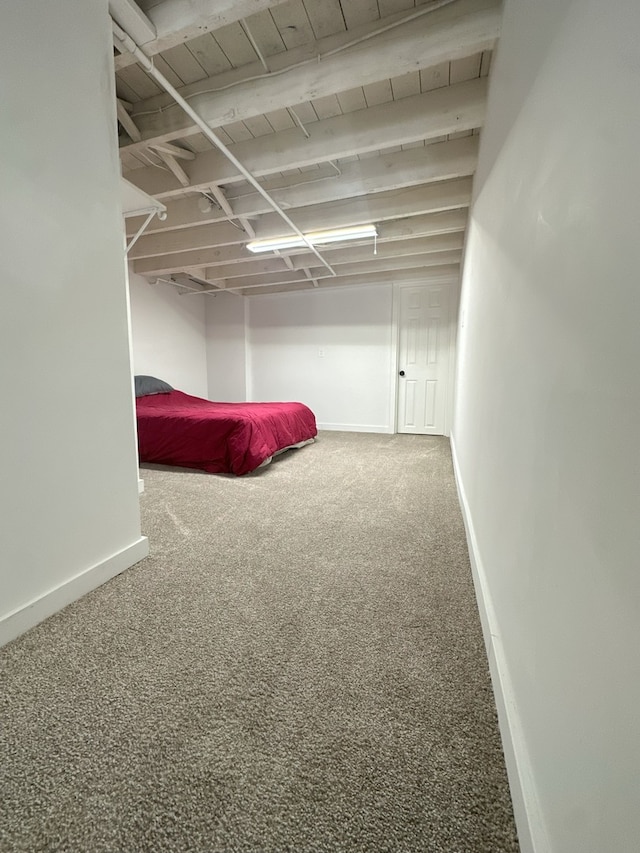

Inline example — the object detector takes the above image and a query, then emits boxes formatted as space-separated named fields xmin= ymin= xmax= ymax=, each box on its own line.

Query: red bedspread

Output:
xmin=136 ymin=390 xmax=317 ymax=475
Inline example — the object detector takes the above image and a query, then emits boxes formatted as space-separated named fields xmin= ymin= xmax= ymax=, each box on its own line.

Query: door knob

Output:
xmin=399 ymin=370 xmax=405 ymax=377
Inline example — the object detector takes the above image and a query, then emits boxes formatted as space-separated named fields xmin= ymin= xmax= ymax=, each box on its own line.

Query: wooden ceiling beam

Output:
xmin=204 ymin=256 xmax=293 ymax=281
xmin=153 ymin=149 xmax=190 ymax=187
xmin=253 ymin=178 xmax=473 ymax=241
xmin=116 ymin=98 xmax=142 ymax=142
xmin=123 ymin=77 xmax=487 ymax=201
xmin=216 ymin=250 xmax=462 ymax=291
xmin=306 ymin=250 xmax=463 ymax=280
xmin=218 ymin=270 xmax=320 ymax=291
xmin=109 ymin=0 xmax=156 ymax=48
xmin=237 ymin=265 xmax=461 ymax=297
xmin=114 ymin=0 xmax=290 ymax=70
xmin=150 ymin=142 xmax=195 ymax=161
xmin=199 ymin=248 xmax=463 ymax=285
xmin=129 ymin=178 xmax=471 ymax=260
xmin=133 ymin=245 xmax=257 ymax=277
xmin=122 ymin=4 xmax=478 ymax=116
xmin=125 ymin=137 xmax=478 ymax=237
xmin=290 ymin=233 xmax=465 ymax=269
xmin=205 ymin=184 xmax=257 ymax=238
xmin=233 ymin=137 xmax=479 ymax=220
xmin=131 ymin=209 xmax=469 ymax=273
xmin=121 ymin=0 xmax=500 ymax=147
xmin=134 ymin=231 xmax=463 ymax=278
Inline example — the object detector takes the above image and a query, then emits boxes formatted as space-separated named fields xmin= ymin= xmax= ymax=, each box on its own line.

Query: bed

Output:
xmin=135 ymin=376 xmax=317 ymax=476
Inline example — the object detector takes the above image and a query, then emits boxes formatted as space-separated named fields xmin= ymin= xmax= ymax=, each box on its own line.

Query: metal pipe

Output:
xmin=112 ymin=20 xmax=337 ymax=277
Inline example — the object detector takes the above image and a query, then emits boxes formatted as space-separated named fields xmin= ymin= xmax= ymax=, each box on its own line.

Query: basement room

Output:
xmin=1 ymin=1 xmax=638 ymax=852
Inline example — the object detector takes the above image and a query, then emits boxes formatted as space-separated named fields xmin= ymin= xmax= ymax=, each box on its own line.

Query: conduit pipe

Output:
xmin=111 ymin=20 xmax=337 ymax=277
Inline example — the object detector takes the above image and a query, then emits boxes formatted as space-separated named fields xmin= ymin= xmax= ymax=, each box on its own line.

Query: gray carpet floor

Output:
xmin=0 ymin=431 xmax=519 ymax=853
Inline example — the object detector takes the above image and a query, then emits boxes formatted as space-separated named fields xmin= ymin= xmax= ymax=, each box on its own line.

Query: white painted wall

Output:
xmin=247 ymin=285 xmax=395 ymax=432
xmin=452 ymin=1 xmax=640 ymax=851
xmin=205 ymin=291 xmax=247 ymax=401
xmin=0 ymin=0 xmax=147 ymax=644
xmin=129 ymin=271 xmax=208 ymax=397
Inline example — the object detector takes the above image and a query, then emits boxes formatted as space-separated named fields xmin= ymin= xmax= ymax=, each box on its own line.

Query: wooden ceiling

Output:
xmin=114 ymin=0 xmax=500 ymax=296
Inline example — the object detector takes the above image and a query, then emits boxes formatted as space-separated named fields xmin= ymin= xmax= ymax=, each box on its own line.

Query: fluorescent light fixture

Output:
xmin=246 ymin=224 xmax=377 ymax=253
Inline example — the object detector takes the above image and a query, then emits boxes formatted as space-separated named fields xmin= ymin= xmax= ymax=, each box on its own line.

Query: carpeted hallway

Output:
xmin=0 ymin=431 xmax=519 ymax=852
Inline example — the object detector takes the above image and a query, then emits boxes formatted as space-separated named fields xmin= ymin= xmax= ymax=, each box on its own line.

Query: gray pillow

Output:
xmin=134 ymin=375 xmax=174 ymax=398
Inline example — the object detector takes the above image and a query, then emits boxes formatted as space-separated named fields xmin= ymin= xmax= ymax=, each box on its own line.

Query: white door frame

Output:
xmin=391 ymin=276 xmax=460 ymax=437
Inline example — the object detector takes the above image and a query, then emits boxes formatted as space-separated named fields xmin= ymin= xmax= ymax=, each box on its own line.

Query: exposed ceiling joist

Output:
xmin=215 ymin=250 xmax=462 ymax=291
xmin=124 ymin=77 xmax=487 ymax=199
xmin=114 ymin=0 xmax=290 ymax=69
xmin=233 ymin=179 xmax=474 ymax=242
xmin=131 ymin=210 xmax=469 ymax=276
xmin=233 ymin=137 xmax=479 ymax=217
xmin=129 ymin=178 xmax=472 ymax=260
xmin=290 ymin=233 xmax=465 ymax=269
xmin=120 ymin=0 xmax=499 ymax=150
xmin=237 ymin=264 xmax=461 ymax=297
xmin=140 ymin=234 xmax=463 ymax=282
xmin=204 ymin=184 xmax=257 ymax=238
xmin=153 ymin=149 xmax=190 ymax=186
xmin=122 ymin=1 xmax=463 ymax=116
xmin=126 ymin=137 xmax=478 ymax=237
xmin=114 ymin=0 xmax=501 ymax=296
xmin=109 ymin=0 xmax=156 ymax=47
xmin=151 ymin=142 xmax=195 ymax=161
xmin=116 ymin=98 xmax=142 ymax=141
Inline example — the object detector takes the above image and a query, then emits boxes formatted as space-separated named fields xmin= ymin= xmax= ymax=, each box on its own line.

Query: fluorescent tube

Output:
xmin=246 ymin=224 xmax=377 ymax=253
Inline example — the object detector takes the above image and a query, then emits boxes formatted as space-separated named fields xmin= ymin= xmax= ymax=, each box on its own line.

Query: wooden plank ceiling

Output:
xmin=114 ymin=0 xmax=500 ymax=296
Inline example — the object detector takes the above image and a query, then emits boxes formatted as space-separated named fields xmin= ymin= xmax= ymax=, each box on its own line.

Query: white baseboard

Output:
xmin=450 ymin=436 xmax=549 ymax=853
xmin=316 ymin=422 xmax=394 ymax=434
xmin=138 ymin=477 xmax=145 ymax=494
xmin=0 ymin=536 xmax=149 ymax=648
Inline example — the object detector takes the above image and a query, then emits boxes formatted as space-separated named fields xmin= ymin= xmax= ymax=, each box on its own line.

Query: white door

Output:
xmin=397 ymin=283 xmax=451 ymax=435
